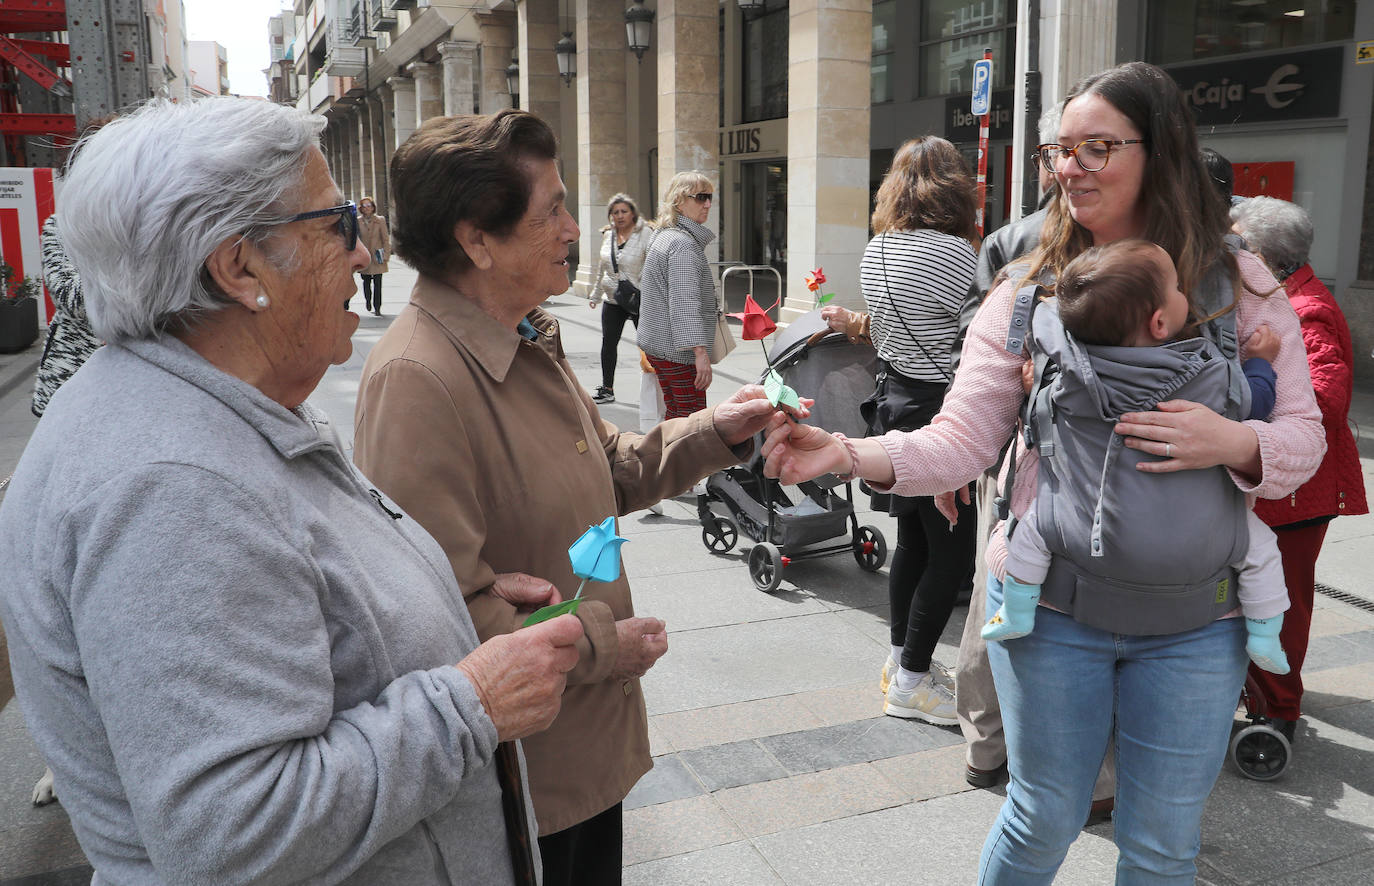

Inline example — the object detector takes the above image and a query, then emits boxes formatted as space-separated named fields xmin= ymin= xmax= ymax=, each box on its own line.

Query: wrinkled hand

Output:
xmin=1115 ymin=399 xmax=1259 ymax=475
xmin=934 ymin=485 xmax=972 ymax=525
xmin=1245 ymin=325 xmax=1280 ymax=363
xmin=610 ymin=616 xmax=668 ymax=681
xmin=456 ymin=614 xmax=583 ymax=741
xmin=820 ymin=305 xmax=851 ymax=334
xmin=693 ymin=347 xmax=713 ymax=390
xmin=490 ymin=572 xmax=561 ymax=615
xmin=760 ymin=412 xmax=848 ymax=485
xmin=711 ymin=385 xmax=813 ymax=447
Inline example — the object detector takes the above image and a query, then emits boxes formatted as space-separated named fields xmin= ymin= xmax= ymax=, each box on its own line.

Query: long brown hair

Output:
xmin=871 ymin=136 xmax=978 ymax=243
xmin=1028 ymin=63 xmax=1240 ymax=318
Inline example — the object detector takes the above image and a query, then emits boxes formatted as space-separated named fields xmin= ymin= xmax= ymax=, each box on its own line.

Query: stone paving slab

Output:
xmin=622 ymin=794 xmax=745 ymax=866
xmin=623 ymin=840 xmax=785 ymax=886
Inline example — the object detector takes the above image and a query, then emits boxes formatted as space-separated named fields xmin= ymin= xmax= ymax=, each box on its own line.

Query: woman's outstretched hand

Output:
xmin=760 ymin=414 xmax=849 ymax=485
xmin=1115 ymin=399 xmax=1260 ymax=479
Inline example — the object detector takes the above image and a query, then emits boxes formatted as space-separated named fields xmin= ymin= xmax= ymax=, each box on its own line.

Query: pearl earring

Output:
xmin=255 ymin=294 xmax=270 ymax=309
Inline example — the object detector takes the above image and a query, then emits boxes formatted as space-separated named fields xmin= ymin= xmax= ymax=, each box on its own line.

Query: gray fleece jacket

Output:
xmin=0 ymin=335 xmax=536 ymax=885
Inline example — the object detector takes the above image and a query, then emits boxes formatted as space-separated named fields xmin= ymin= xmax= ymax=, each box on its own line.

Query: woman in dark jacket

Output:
xmin=1231 ymin=196 xmax=1369 ymax=742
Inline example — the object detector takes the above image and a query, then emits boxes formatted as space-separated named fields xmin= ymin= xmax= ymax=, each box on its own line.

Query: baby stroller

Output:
xmin=1229 ymin=674 xmax=1293 ymax=781
xmin=697 ymin=308 xmax=888 ymax=592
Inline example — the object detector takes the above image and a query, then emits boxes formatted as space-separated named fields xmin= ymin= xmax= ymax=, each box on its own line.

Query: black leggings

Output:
xmin=599 ymin=300 xmax=637 ymax=389
xmin=360 ymin=274 xmax=382 ymax=309
xmin=538 ymin=802 xmax=623 ymax=886
xmin=889 ymin=490 xmax=977 ymax=673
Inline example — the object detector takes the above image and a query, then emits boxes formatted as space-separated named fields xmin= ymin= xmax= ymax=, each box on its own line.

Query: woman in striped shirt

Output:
xmin=829 ymin=136 xmax=979 ymax=726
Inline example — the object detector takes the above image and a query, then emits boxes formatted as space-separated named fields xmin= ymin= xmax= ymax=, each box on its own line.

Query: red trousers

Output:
xmin=1248 ymin=520 xmax=1330 ymax=720
xmin=647 ymin=355 xmax=706 ymax=419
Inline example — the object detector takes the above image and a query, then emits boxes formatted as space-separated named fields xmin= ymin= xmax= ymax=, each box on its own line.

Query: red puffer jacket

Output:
xmin=1255 ymin=264 xmax=1369 ymax=528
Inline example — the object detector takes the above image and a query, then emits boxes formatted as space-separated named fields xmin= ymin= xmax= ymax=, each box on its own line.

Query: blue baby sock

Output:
xmin=982 ymin=576 xmax=1041 ymax=642
xmin=1246 ymin=615 xmax=1291 ymax=675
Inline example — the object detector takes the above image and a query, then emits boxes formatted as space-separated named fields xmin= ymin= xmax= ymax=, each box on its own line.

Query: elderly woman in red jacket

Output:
xmin=1231 ymin=196 xmax=1369 ymax=743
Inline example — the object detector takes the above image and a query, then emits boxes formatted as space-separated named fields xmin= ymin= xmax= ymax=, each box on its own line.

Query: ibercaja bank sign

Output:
xmin=1166 ymin=47 xmax=1342 ymax=126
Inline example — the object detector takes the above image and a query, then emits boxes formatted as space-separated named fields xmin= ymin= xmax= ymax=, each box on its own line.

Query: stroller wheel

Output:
xmin=702 ymin=516 xmax=739 ymax=553
xmin=748 ymin=542 xmax=785 ymax=593
xmin=1229 ymin=723 xmax=1291 ymax=781
xmin=853 ymin=524 xmax=887 ymax=572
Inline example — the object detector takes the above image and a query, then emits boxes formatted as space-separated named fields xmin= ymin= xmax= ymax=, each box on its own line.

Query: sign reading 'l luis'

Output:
xmin=1166 ymin=47 xmax=1342 ymax=127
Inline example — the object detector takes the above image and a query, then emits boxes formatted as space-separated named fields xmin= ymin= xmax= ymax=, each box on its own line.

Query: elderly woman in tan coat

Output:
xmin=353 ymin=110 xmax=794 ymax=886
xmin=356 ymin=195 xmax=389 ymax=315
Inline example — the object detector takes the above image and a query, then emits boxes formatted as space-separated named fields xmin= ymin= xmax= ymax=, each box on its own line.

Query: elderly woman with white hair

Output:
xmin=0 ymin=97 xmax=585 ymax=885
xmin=1230 ymin=196 xmax=1368 ymax=744
xmin=637 ymin=170 xmax=719 ymax=418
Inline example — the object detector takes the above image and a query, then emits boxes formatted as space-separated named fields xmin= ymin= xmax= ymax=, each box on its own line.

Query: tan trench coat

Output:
xmin=353 ymin=276 xmax=743 ymax=834
xmin=358 ymin=213 xmax=390 ymax=275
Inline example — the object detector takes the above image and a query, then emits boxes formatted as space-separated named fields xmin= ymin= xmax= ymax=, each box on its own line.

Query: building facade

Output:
xmin=188 ymin=40 xmax=232 ymax=97
xmin=288 ymin=0 xmax=1374 ymax=376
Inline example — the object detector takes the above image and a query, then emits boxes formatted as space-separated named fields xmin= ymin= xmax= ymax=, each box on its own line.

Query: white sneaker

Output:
xmin=647 ymin=501 xmax=664 ymax=516
xmin=884 ymin=671 xmax=958 ymax=725
xmin=882 ymin=656 xmax=952 ymax=694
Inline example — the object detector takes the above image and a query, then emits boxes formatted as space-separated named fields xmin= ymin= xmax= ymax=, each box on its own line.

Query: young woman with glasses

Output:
xmin=758 ymin=62 xmax=1323 ymax=882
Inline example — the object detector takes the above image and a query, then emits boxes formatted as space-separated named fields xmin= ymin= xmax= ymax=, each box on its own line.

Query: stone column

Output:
xmin=368 ymin=97 xmax=389 ymax=211
xmin=347 ymin=107 xmax=366 ymax=202
xmin=412 ymin=61 xmax=444 ymax=126
xmin=783 ymin=0 xmax=872 ymax=320
xmin=439 ymin=40 xmax=478 ymax=116
xmin=356 ymin=103 xmax=374 ymax=202
xmin=376 ymin=84 xmax=396 ymax=212
xmin=516 ymin=0 xmax=561 ymax=130
xmin=388 ymin=75 xmax=417 ymax=148
xmin=478 ymin=11 xmax=517 ymax=114
xmin=570 ymin=0 xmax=630 ymax=297
xmin=657 ymin=0 xmax=720 ymax=261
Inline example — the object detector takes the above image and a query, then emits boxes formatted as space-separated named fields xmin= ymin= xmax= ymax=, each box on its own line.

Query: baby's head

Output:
xmin=1056 ymin=240 xmax=1190 ymax=347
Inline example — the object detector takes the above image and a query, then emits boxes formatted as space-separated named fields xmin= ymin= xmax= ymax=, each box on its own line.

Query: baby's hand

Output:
xmin=1245 ymin=325 xmax=1280 ymax=363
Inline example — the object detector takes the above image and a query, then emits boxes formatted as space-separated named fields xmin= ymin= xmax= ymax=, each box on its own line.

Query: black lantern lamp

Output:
xmin=505 ymin=52 xmax=520 ymax=105
xmin=555 ymin=31 xmax=576 ymax=86
xmin=624 ymin=0 xmax=654 ymax=62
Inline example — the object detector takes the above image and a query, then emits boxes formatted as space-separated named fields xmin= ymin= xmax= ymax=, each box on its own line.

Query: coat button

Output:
xmin=622 ymin=681 xmax=632 ymax=696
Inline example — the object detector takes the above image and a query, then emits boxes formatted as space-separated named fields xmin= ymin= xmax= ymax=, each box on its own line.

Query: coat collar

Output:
xmin=1284 ymin=263 xmax=1316 ymax=295
xmin=121 ymin=335 xmax=339 ymax=459
xmin=676 ymin=216 xmax=716 ymax=248
xmin=409 ymin=274 xmax=563 ymax=383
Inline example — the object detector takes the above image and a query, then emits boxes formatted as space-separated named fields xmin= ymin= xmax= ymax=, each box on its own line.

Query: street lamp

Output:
xmin=554 ymin=31 xmax=576 ymax=86
xmin=737 ymin=0 xmax=766 ymax=15
xmin=505 ymin=52 xmax=519 ymax=107
xmin=624 ymin=0 xmax=654 ymax=62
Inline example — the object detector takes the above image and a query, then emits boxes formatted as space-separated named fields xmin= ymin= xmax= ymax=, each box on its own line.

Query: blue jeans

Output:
xmin=978 ymin=576 xmax=1247 ymax=885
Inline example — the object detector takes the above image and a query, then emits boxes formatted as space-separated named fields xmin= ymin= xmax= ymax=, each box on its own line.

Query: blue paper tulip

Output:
xmin=568 ymin=516 xmax=628 ymax=593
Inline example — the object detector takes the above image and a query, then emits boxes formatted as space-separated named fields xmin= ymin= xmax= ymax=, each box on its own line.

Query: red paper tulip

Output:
xmin=804 ymin=268 xmax=827 ymax=291
xmin=728 ymin=294 xmax=778 ymax=340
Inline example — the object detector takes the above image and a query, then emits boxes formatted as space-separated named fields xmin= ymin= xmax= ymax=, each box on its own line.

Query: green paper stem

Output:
xmin=522 ymin=598 xmax=582 ymax=627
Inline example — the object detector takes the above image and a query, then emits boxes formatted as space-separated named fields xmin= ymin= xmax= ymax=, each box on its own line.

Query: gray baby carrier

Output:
xmin=999 ymin=247 xmax=1251 ymax=635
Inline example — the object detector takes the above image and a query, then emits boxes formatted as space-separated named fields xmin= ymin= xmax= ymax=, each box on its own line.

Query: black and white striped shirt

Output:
xmin=860 ymin=229 xmax=977 ymax=382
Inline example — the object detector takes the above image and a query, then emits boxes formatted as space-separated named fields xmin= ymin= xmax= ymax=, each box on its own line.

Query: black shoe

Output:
xmin=1267 ymin=717 xmax=1298 ymax=744
xmin=592 ymin=386 xmax=615 ymax=404
xmin=1085 ymin=796 xmax=1114 ymax=828
xmin=965 ymin=761 xmax=1008 ymax=789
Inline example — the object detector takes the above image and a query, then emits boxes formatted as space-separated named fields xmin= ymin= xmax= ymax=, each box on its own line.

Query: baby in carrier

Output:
xmin=983 ymin=239 xmax=1290 ymax=675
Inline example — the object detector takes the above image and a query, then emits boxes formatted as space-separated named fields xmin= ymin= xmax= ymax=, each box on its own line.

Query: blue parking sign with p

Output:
xmin=971 ymin=59 xmax=992 ymax=116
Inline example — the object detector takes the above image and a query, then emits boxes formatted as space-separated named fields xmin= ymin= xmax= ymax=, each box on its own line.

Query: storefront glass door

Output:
xmin=740 ymin=160 xmax=787 ymax=276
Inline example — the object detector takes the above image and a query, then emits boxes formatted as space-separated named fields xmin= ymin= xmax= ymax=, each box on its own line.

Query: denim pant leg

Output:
xmin=1113 ymin=618 xmax=1247 ymax=885
xmin=979 ymin=576 xmax=1115 ymax=885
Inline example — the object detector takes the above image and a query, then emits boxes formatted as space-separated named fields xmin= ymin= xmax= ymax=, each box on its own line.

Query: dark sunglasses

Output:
xmin=284 ymin=202 xmax=359 ymax=251
xmin=689 ymin=192 xmax=714 ymax=203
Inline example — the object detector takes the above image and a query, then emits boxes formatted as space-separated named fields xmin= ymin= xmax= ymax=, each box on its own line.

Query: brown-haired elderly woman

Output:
xmin=353 ymin=109 xmax=795 ymax=886
xmin=0 ymin=97 xmax=583 ymax=884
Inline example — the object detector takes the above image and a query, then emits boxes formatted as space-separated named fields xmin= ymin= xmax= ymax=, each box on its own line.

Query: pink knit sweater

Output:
xmin=876 ymin=249 xmax=1326 ymax=581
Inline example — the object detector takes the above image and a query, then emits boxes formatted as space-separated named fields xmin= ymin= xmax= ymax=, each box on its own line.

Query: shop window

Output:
xmin=872 ymin=0 xmax=896 ymax=103
xmin=742 ymin=0 xmax=788 ymax=123
xmin=917 ymin=0 xmax=1016 ymax=99
xmin=1148 ymin=0 xmax=1355 ymax=64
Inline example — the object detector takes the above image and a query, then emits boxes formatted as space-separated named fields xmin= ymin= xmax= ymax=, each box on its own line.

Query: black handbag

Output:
xmin=610 ymin=236 xmax=640 ymax=316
